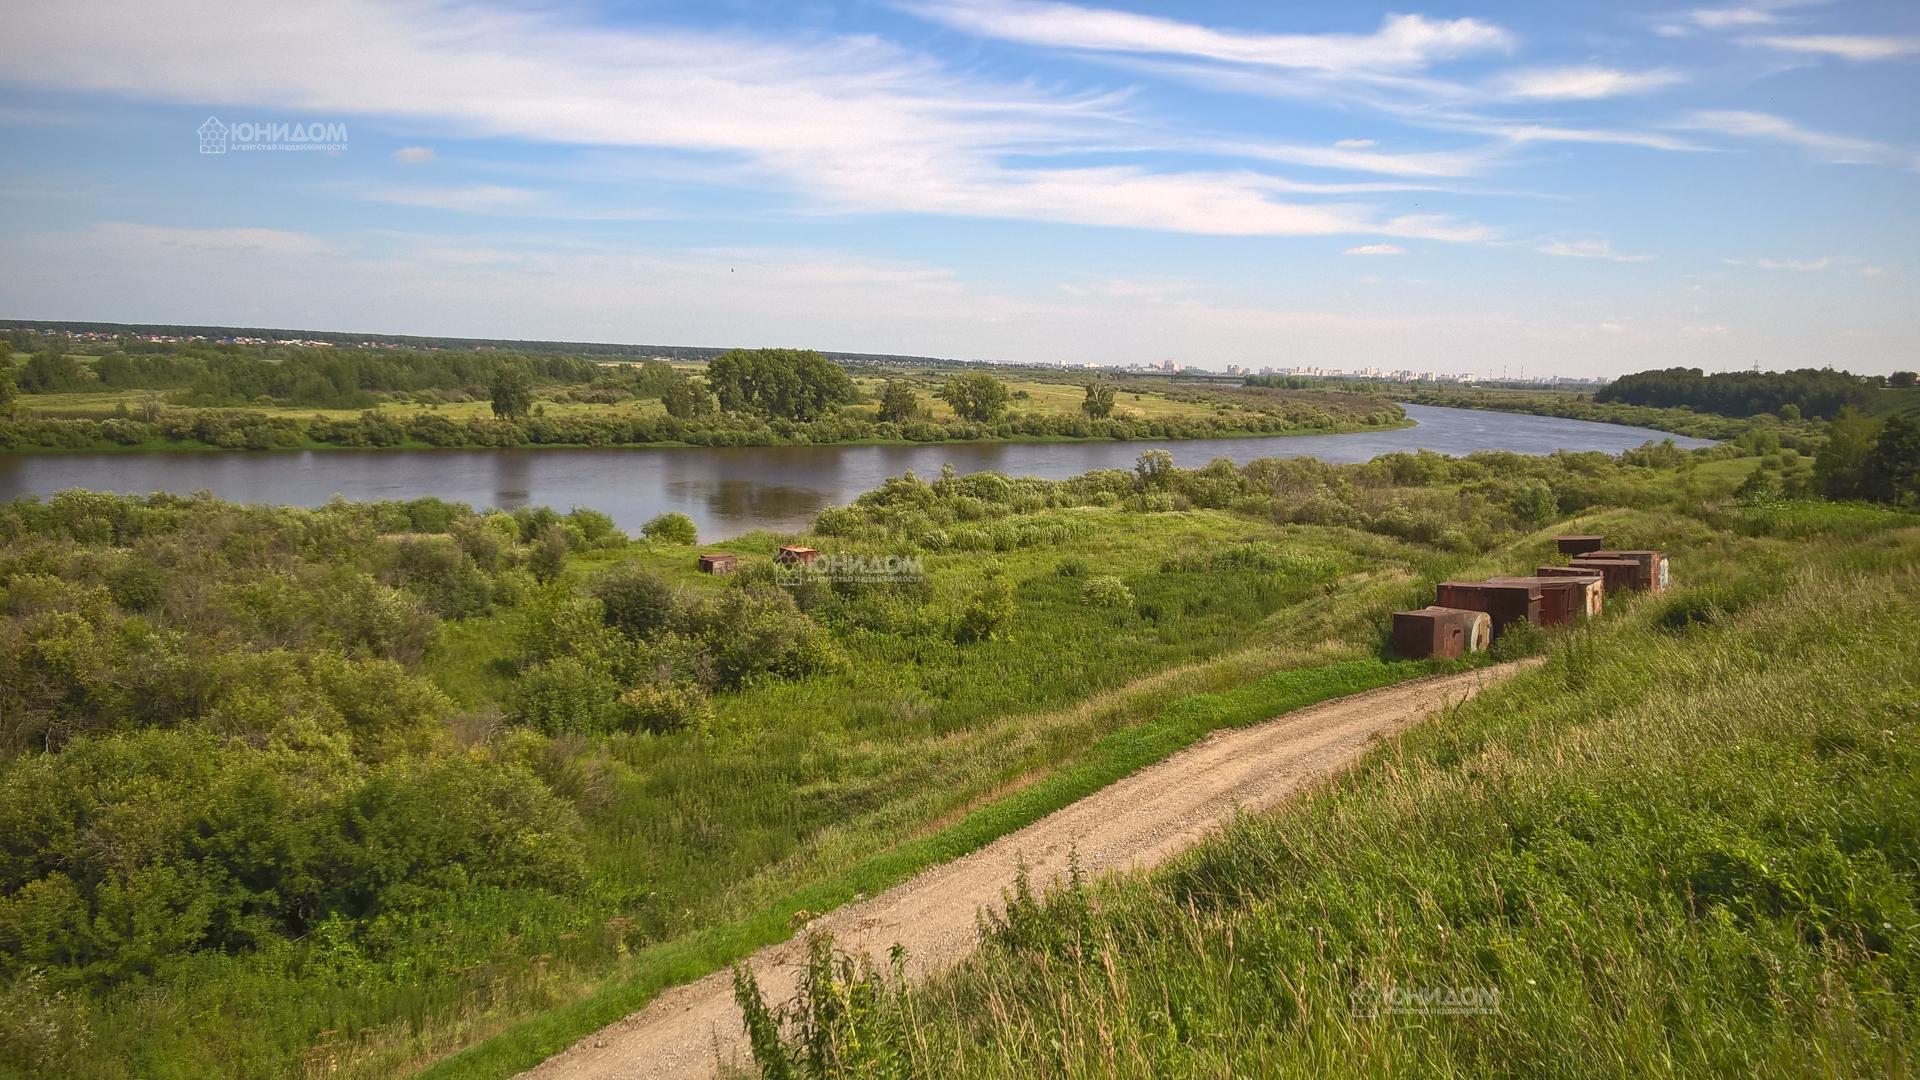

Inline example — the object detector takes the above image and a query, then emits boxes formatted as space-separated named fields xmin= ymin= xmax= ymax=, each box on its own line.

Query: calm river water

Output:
xmin=0 ymin=404 xmax=1712 ymax=539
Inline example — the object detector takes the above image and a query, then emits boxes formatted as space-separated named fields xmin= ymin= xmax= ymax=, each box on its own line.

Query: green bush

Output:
xmin=955 ymin=574 xmax=1015 ymax=643
xmin=589 ymin=564 xmax=679 ymax=640
xmin=1081 ymin=575 xmax=1135 ymax=609
xmin=642 ymin=512 xmax=698 ymax=545
xmin=616 ymin=682 xmax=712 ymax=735
xmin=510 ymin=655 xmax=620 ymax=734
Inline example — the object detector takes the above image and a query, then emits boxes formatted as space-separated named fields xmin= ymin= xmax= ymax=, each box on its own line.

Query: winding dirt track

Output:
xmin=523 ymin=661 xmax=1536 ymax=1080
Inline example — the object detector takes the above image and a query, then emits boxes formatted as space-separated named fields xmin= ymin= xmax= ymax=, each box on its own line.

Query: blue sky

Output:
xmin=1 ymin=0 xmax=1916 ymax=376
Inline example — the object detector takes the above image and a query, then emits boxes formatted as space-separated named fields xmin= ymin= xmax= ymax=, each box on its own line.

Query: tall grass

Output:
xmin=733 ymin=529 xmax=1920 ymax=1077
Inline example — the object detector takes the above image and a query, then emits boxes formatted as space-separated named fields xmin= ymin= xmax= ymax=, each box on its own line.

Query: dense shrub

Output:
xmin=1081 ymin=575 xmax=1135 ymax=609
xmin=642 ymin=512 xmax=699 ymax=545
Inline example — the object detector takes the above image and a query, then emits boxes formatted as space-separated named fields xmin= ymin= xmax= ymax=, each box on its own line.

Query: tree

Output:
xmin=1134 ymin=449 xmax=1174 ymax=489
xmin=1892 ymin=371 xmax=1918 ymax=389
xmin=1862 ymin=413 xmax=1920 ymax=506
xmin=16 ymin=350 xmax=87 ymax=393
xmin=704 ymin=349 xmax=855 ymax=421
xmin=1777 ymin=403 xmax=1801 ymax=423
xmin=938 ymin=372 xmax=1009 ymax=422
xmin=1081 ymin=380 xmax=1116 ymax=419
xmin=877 ymin=379 xmax=922 ymax=423
xmin=490 ymin=365 xmax=534 ymax=420
xmin=1814 ymin=407 xmax=1882 ymax=500
xmin=662 ymin=378 xmax=715 ymax=419
xmin=0 ymin=363 xmax=15 ymax=415
xmin=529 ymin=523 xmax=571 ymax=583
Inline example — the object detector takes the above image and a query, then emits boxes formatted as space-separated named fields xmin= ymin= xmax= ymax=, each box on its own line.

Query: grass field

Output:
xmin=18 ymin=372 xmax=1267 ymax=428
xmin=728 ymin=500 xmax=1920 ymax=1078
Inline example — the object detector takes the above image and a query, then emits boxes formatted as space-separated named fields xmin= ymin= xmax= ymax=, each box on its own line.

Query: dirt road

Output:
xmin=523 ymin=661 xmax=1535 ymax=1080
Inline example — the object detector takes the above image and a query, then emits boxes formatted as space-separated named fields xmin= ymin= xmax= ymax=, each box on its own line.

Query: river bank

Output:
xmin=0 ymin=404 xmax=1713 ymax=539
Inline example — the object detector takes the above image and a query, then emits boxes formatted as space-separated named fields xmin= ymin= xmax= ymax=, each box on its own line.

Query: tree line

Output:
xmin=1595 ymin=366 xmax=1892 ymax=419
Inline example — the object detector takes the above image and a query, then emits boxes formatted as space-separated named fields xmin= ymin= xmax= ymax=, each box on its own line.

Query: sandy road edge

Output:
xmin=522 ymin=659 xmax=1541 ymax=1080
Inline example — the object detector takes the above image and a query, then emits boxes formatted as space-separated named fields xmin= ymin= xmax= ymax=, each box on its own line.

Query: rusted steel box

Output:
xmin=1555 ymin=535 xmax=1607 ymax=556
xmin=775 ymin=545 xmax=820 ymax=566
xmin=698 ymin=553 xmax=738 ymax=574
xmin=1435 ymin=580 xmax=1544 ymax=637
xmin=1392 ymin=606 xmax=1492 ymax=659
xmin=1534 ymin=567 xmax=1606 ymax=616
xmin=1567 ymin=558 xmax=1640 ymax=594
xmin=1589 ymin=549 xmax=1668 ymax=593
xmin=1489 ymin=576 xmax=1590 ymax=626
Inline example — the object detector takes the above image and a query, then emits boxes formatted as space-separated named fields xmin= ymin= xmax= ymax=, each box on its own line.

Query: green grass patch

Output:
xmin=418 ymin=656 xmax=1429 ymax=1080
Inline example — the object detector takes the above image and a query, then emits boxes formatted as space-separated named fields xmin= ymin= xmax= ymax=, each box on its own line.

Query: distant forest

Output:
xmin=1596 ymin=366 xmax=1914 ymax=419
xmin=0 ymin=319 xmax=959 ymax=367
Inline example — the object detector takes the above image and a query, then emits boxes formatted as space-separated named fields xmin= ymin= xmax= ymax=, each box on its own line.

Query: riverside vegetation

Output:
xmin=0 ymin=336 xmax=1403 ymax=452
xmin=2 ymin=420 xmax=1915 ymax=1077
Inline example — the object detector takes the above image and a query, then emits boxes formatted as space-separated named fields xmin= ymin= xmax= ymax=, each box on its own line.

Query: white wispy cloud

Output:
xmin=1686 ymin=7 xmax=1782 ymax=30
xmin=82 ymin=222 xmax=335 ymax=256
xmin=1539 ymin=239 xmax=1656 ymax=262
xmin=1675 ymin=109 xmax=1905 ymax=165
xmin=363 ymin=184 xmax=538 ymax=212
xmin=392 ymin=145 xmax=435 ymax=164
xmin=1488 ymin=65 xmax=1685 ymax=101
xmin=4 ymin=0 xmax=1492 ymax=241
xmin=1746 ymin=34 xmax=1920 ymax=61
xmin=1726 ymin=255 xmax=1836 ymax=271
xmin=1344 ymin=244 xmax=1405 ymax=256
xmin=897 ymin=2 xmax=1513 ymax=71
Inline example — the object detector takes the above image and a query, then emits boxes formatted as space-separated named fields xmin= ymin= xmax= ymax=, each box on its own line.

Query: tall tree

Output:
xmin=1862 ymin=414 xmax=1920 ymax=506
xmin=938 ymin=372 xmax=1009 ymax=422
xmin=877 ymin=379 xmax=922 ymax=423
xmin=490 ymin=365 xmax=534 ymax=420
xmin=1082 ymin=380 xmax=1116 ymax=419
xmin=1814 ymin=407 xmax=1882 ymax=500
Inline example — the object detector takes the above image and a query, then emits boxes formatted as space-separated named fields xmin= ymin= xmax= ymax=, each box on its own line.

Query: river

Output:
xmin=0 ymin=403 xmax=1713 ymax=539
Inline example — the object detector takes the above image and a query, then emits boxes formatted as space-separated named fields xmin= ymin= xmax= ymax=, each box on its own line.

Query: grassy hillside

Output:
xmin=734 ymin=499 xmax=1920 ymax=1077
xmin=0 ymin=439 xmax=1892 ymax=1078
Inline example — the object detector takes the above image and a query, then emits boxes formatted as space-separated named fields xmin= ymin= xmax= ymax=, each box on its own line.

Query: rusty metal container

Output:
xmin=698 ymin=553 xmax=738 ymax=574
xmin=1392 ymin=606 xmax=1491 ymax=659
xmin=1435 ymin=580 xmax=1544 ymax=637
xmin=1567 ymin=558 xmax=1640 ymax=594
xmin=1489 ymin=577 xmax=1590 ymax=626
xmin=1555 ymin=535 xmax=1607 ymax=556
xmin=775 ymin=545 xmax=820 ymax=566
xmin=1589 ymin=549 xmax=1668 ymax=593
xmin=1534 ymin=567 xmax=1605 ymax=616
